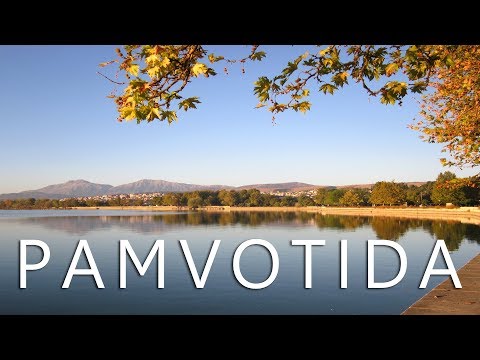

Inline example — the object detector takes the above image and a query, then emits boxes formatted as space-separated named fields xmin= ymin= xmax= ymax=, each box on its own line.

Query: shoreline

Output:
xmin=62 ymin=205 xmax=480 ymax=225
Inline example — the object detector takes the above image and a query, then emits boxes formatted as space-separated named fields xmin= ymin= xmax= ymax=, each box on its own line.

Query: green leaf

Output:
xmin=160 ymin=110 xmax=178 ymax=123
xmin=411 ymin=81 xmax=427 ymax=93
xmin=178 ymin=97 xmax=201 ymax=111
xmin=250 ymin=51 xmax=266 ymax=61
xmin=320 ymin=83 xmax=337 ymax=95
xmin=332 ymin=72 xmax=349 ymax=86
xmin=253 ymin=76 xmax=271 ymax=102
xmin=208 ymin=53 xmax=224 ymax=63
xmin=445 ymin=55 xmax=454 ymax=67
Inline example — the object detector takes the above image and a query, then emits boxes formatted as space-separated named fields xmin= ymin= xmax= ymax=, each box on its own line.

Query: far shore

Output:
xmin=63 ymin=205 xmax=480 ymax=225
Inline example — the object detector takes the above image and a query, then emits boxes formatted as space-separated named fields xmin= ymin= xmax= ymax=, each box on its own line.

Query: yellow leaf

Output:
xmin=147 ymin=66 xmax=160 ymax=77
xmin=151 ymin=108 xmax=160 ymax=118
xmin=319 ymin=47 xmax=330 ymax=57
xmin=121 ymin=106 xmax=136 ymax=121
xmin=124 ymin=112 xmax=136 ymax=121
xmin=385 ymin=63 xmax=398 ymax=76
xmin=127 ymin=64 xmax=139 ymax=77
xmin=126 ymin=96 xmax=136 ymax=106
xmin=192 ymin=63 xmax=207 ymax=77
xmin=161 ymin=57 xmax=171 ymax=67
xmin=146 ymin=54 xmax=159 ymax=64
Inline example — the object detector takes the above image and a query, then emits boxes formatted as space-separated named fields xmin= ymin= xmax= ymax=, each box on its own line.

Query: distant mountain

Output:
xmin=38 ymin=180 xmax=113 ymax=196
xmin=0 ymin=180 xmax=113 ymax=200
xmin=0 ymin=179 xmax=430 ymax=200
xmin=237 ymin=182 xmax=320 ymax=193
xmin=108 ymin=179 xmax=233 ymax=195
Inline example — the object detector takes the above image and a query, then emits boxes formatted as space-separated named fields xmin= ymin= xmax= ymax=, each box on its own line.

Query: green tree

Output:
xmin=246 ymin=189 xmax=263 ymax=207
xmin=431 ymin=172 xmax=469 ymax=206
xmin=352 ymin=188 xmax=371 ymax=206
xmin=187 ymin=193 xmax=202 ymax=209
xmin=369 ymin=181 xmax=406 ymax=206
xmin=102 ymin=45 xmax=480 ymax=169
xmin=314 ymin=188 xmax=328 ymax=205
xmin=163 ymin=193 xmax=182 ymax=206
xmin=297 ymin=194 xmax=315 ymax=207
xmin=323 ymin=189 xmax=346 ymax=206
xmin=340 ymin=190 xmax=362 ymax=207
xmin=280 ymin=196 xmax=297 ymax=207
xmin=405 ymin=182 xmax=433 ymax=206
xmin=152 ymin=196 xmax=164 ymax=206
xmin=132 ymin=198 xmax=144 ymax=206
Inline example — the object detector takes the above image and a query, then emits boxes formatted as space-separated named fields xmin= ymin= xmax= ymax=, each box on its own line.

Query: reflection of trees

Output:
xmin=12 ymin=212 xmax=319 ymax=235
xmin=160 ymin=212 xmax=315 ymax=227
xmin=371 ymin=217 xmax=411 ymax=241
xmin=10 ymin=213 xmax=480 ymax=251
xmin=421 ymin=221 xmax=480 ymax=251
xmin=464 ymin=225 xmax=480 ymax=243
xmin=314 ymin=215 xmax=370 ymax=230
xmin=368 ymin=217 xmax=480 ymax=251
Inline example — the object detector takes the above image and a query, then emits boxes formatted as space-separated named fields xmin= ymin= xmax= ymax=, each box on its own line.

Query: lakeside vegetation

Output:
xmin=1 ymin=172 xmax=478 ymax=210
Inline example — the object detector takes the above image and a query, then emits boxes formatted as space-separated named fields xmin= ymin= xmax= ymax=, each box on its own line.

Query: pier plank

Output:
xmin=403 ymin=254 xmax=480 ymax=315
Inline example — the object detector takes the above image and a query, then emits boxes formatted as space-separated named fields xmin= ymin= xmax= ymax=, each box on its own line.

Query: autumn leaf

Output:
xmin=127 ymin=64 xmax=139 ymax=77
xmin=99 ymin=60 xmax=116 ymax=67
xmin=146 ymin=54 xmax=159 ymax=64
xmin=192 ymin=63 xmax=208 ymax=77
xmin=385 ymin=63 xmax=398 ymax=76
xmin=161 ymin=57 xmax=171 ymax=67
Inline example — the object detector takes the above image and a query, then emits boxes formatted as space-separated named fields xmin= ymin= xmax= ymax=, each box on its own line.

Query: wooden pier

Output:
xmin=403 ymin=253 xmax=480 ymax=314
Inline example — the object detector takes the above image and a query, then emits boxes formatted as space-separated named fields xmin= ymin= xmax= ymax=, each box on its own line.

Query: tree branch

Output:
xmin=97 ymin=71 xmax=124 ymax=85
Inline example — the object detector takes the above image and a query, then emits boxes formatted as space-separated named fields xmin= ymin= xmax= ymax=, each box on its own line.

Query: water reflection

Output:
xmin=9 ymin=211 xmax=480 ymax=251
xmin=1 ymin=210 xmax=479 ymax=314
xmin=371 ymin=217 xmax=410 ymax=241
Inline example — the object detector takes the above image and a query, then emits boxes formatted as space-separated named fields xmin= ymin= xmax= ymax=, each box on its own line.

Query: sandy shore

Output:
xmin=68 ymin=205 xmax=480 ymax=225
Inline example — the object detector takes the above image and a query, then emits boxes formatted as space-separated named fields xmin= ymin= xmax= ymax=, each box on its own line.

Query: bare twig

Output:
xmin=97 ymin=71 xmax=124 ymax=85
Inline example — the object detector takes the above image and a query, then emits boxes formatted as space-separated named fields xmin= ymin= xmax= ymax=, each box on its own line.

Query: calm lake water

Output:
xmin=0 ymin=209 xmax=479 ymax=314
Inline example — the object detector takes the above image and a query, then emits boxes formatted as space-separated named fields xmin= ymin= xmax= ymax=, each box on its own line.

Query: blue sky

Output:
xmin=0 ymin=45 xmax=477 ymax=193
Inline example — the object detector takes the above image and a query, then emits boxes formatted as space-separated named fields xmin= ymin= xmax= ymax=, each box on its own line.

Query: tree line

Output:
xmin=317 ymin=172 xmax=479 ymax=207
xmin=1 ymin=172 xmax=478 ymax=210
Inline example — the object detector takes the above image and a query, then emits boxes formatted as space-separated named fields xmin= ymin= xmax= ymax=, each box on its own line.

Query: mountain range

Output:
xmin=0 ymin=179 xmax=426 ymax=200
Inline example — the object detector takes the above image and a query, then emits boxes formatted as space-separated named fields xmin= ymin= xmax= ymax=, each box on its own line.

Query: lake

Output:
xmin=1 ymin=209 xmax=479 ymax=314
